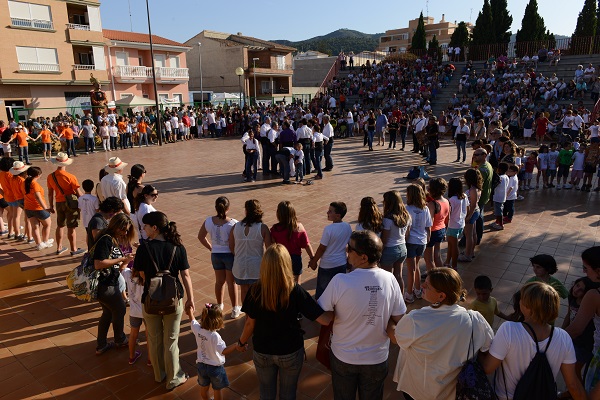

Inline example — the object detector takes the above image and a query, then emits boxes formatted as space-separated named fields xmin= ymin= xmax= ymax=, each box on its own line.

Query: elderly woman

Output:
xmin=319 ymin=230 xmax=406 ymax=400
xmin=393 ymin=268 xmax=493 ymax=400
xmin=137 ymin=211 xmax=194 ymax=391
xmin=238 ymin=244 xmax=332 ymax=400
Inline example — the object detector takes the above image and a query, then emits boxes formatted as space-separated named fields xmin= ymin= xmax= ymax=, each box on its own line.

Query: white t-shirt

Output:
xmin=493 ymin=175 xmax=510 ymax=203
xmin=318 ymin=267 xmax=406 ymax=365
xmin=507 ymin=175 xmax=519 ymax=201
xmin=572 ymin=151 xmax=585 ymax=170
xmin=135 ymin=202 xmax=157 ymax=240
xmin=382 ymin=217 xmax=411 ymax=247
xmin=319 ymin=222 xmax=352 ymax=269
xmin=538 ymin=153 xmax=548 ymax=169
xmin=77 ymin=193 xmax=99 ymax=228
xmin=190 ymin=320 xmax=226 ymax=366
xmin=448 ymin=196 xmax=469 ymax=229
xmin=547 ymin=151 xmax=559 ymax=170
xmin=490 ymin=322 xmax=576 ymax=400
xmin=121 ymin=268 xmax=143 ymax=318
xmin=406 ymin=205 xmax=432 ymax=245
xmin=204 ymin=217 xmax=237 ymax=253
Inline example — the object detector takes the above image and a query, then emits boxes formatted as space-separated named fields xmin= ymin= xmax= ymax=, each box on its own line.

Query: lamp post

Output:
xmin=235 ymin=67 xmax=244 ymax=107
xmin=197 ymin=42 xmax=203 ymax=107
xmin=145 ymin=0 xmax=162 ymax=146
xmin=252 ymin=57 xmax=259 ymax=105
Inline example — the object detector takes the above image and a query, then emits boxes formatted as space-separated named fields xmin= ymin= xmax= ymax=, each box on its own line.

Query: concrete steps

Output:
xmin=0 ymin=240 xmax=45 ymax=290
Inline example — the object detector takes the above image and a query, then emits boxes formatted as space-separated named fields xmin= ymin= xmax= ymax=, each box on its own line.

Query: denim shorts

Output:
xmin=234 ymin=277 xmax=258 ymax=285
xmin=380 ymin=244 xmax=407 ymax=266
xmin=211 ymin=252 xmax=234 ymax=271
xmin=7 ymin=201 xmax=19 ymax=208
xmin=468 ymin=210 xmax=480 ymax=225
xmin=426 ymin=228 xmax=446 ymax=248
xmin=406 ymin=243 xmax=425 ymax=258
xmin=130 ymin=316 xmax=143 ymax=329
xmin=25 ymin=209 xmax=51 ymax=220
xmin=197 ymin=362 xmax=229 ymax=389
xmin=17 ymin=199 xmax=24 ymax=209
xmin=43 ymin=143 xmax=52 ymax=151
xmin=291 ymin=254 xmax=303 ymax=276
xmin=446 ymin=227 xmax=463 ymax=238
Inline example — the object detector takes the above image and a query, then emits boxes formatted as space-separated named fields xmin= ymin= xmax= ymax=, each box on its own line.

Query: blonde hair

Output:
xmin=252 ymin=244 xmax=295 ymax=312
xmin=383 ymin=191 xmax=410 ymax=228
xmin=428 ymin=268 xmax=467 ymax=308
xmin=520 ymin=282 xmax=559 ymax=324
xmin=406 ymin=184 xmax=426 ymax=208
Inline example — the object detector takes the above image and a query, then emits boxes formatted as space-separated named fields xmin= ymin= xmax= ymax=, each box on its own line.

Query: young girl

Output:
xmin=355 ymin=196 xmax=383 ymax=235
xmin=9 ymin=161 xmax=31 ymax=241
xmin=523 ymin=150 xmax=538 ymax=190
xmin=404 ymin=184 xmax=432 ymax=303
xmin=424 ymin=178 xmax=449 ymax=271
xmin=537 ymin=145 xmax=549 ymax=189
xmin=99 ymin=120 xmax=110 ymax=152
xmin=460 ymin=169 xmax=482 ymax=262
xmin=187 ymin=303 xmax=236 ymax=400
xmin=23 ymin=167 xmax=53 ymax=250
xmin=121 ymin=264 xmax=148 ymax=365
xmin=445 ymin=178 xmax=469 ymax=269
xmin=380 ymin=191 xmax=411 ymax=294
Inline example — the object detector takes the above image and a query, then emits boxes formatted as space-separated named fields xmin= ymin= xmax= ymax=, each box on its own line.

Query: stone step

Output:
xmin=0 ymin=240 xmax=46 ymax=290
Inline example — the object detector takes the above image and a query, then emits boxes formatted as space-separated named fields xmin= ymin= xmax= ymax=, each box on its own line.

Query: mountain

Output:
xmin=272 ymin=29 xmax=383 ymax=55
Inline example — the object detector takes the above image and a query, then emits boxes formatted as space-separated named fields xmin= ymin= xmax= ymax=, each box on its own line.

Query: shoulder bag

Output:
xmin=51 ymin=172 xmax=79 ymax=210
xmin=66 ymin=234 xmax=111 ymax=302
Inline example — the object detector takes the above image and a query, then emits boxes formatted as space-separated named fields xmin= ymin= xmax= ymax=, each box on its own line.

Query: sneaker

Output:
xmin=116 ymin=337 xmax=129 ymax=348
xmin=96 ymin=342 xmax=115 ymax=355
xmin=413 ymin=288 xmax=423 ymax=299
xmin=556 ymin=184 xmax=562 ymax=190
xmin=129 ymin=350 xmax=142 ymax=365
xmin=404 ymin=292 xmax=415 ymax=304
xmin=490 ymin=222 xmax=504 ymax=230
xmin=71 ymin=248 xmax=85 ymax=256
xmin=56 ymin=246 xmax=68 ymax=255
xmin=0 ymin=230 xmax=8 ymax=235
xmin=36 ymin=242 xmax=48 ymax=250
xmin=46 ymin=238 xmax=54 ymax=245
xmin=231 ymin=306 xmax=242 ymax=319
xmin=16 ymin=234 xmax=25 ymax=241
xmin=517 ymin=195 xmax=525 ymax=201
xmin=27 ymin=238 xmax=35 ymax=244
xmin=218 ymin=303 xmax=224 ymax=311
xmin=7 ymin=234 xmax=14 ymax=239
xmin=564 ymin=184 xmax=573 ymax=189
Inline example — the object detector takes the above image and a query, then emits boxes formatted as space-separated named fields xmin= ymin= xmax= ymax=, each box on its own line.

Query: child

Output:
xmin=525 ymin=253 xmax=569 ymax=298
xmin=445 ymin=178 xmax=468 ymax=270
xmin=294 ymin=142 xmax=304 ymax=183
xmin=470 ymin=275 xmax=511 ymax=326
xmin=503 ymin=165 xmax=519 ymax=224
xmin=121 ymin=265 xmax=148 ymax=365
xmin=490 ymin=162 xmax=509 ymax=230
xmin=570 ymin=145 xmax=586 ymax=190
xmin=547 ymin=142 xmax=559 ymax=187
xmin=77 ymin=179 xmax=99 ymax=233
xmin=537 ymin=145 xmax=549 ymax=189
xmin=188 ymin=304 xmax=236 ymax=400
xmin=404 ymin=184 xmax=432 ymax=303
xmin=556 ymin=142 xmax=573 ymax=189
xmin=308 ymin=202 xmax=352 ymax=299
xmin=523 ymin=150 xmax=538 ymax=190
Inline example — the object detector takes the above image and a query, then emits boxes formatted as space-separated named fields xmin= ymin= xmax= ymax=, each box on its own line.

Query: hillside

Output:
xmin=272 ymin=29 xmax=383 ymax=55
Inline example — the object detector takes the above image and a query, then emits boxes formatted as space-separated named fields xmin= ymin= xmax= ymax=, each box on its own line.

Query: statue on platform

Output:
xmin=89 ymin=73 xmax=107 ymax=118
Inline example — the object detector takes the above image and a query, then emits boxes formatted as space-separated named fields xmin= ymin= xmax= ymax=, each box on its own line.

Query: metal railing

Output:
xmin=155 ymin=67 xmax=189 ymax=78
xmin=73 ymin=64 xmax=95 ymax=70
xmin=67 ymin=23 xmax=90 ymax=31
xmin=19 ymin=62 xmax=59 ymax=72
xmin=250 ymin=62 xmax=293 ymax=71
xmin=11 ymin=17 xmax=53 ymax=30
xmin=113 ymin=65 xmax=153 ymax=78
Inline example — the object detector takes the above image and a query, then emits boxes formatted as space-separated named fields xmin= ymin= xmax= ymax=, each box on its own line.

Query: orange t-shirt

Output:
xmin=0 ymin=171 xmax=15 ymax=202
xmin=12 ymin=131 xmax=28 ymax=147
xmin=47 ymin=169 xmax=79 ymax=203
xmin=24 ymin=180 xmax=45 ymax=211
xmin=137 ymin=121 xmax=148 ymax=134
xmin=40 ymin=129 xmax=52 ymax=144
xmin=10 ymin=175 xmax=25 ymax=200
xmin=61 ymin=127 xmax=74 ymax=140
xmin=117 ymin=121 xmax=127 ymax=133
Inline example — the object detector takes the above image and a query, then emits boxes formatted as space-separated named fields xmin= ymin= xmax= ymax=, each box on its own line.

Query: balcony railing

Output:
xmin=11 ymin=17 xmax=53 ymax=30
xmin=155 ymin=67 xmax=189 ymax=79
xmin=67 ymin=23 xmax=90 ymax=31
xmin=113 ymin=65 xmax=153 ymax=79
xmin=73 ymin=64 xmax=95 ymax=70
xmin=250 ymin=62 xmax=293 ymax=71
xmin=19 ymin=62 xmax=59 ymax=72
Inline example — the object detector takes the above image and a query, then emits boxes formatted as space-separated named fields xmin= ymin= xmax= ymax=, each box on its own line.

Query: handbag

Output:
xmin=585 ymin=346 xmax=600 ymax=392
xmin=51 ymin=172 xmax=79 ymax=210
xmin=143 ymin=242 xmax=179 ymax=315
xmin=316 ymin=321 xmax=334 ymax=370
xmin=65 ymin=235 xmax=109 ymax=302
xmin=456 ymin=312 xmax=497 ymax=400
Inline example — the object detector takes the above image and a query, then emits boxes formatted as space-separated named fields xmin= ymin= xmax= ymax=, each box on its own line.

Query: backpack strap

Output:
xmin=143 ymin=241 xmax=177 ymax=273
xmin=522 ymin=321 xmax=554 ymax=354
xmin=466 ymin=311 xmax=475 ymax=360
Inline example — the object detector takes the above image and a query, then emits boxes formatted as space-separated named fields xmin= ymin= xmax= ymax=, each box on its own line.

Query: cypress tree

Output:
xmin=450 ymin=22 xmax=471 ymax=49
xmin=472 ymin=0 xmax=495 ymax=45
xmin=411 ymin=12 xmax=427 ymax=51
xmin=428 ymin=35 xmax=442 ymax=61
xmin=516 ymin=0 xmax=547 ymax=42
xmin=574 ymin=0 xmax=598 ymax=37
xmin=491 ymin=0 xmax=513 ymax=43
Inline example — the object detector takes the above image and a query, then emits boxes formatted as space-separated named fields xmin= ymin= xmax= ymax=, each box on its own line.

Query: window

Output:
xmin=8 ymin=1 xmax=53 ymax=30
xmin=78 ymin=52 xmax=93 ymax=65
xmin=276 ymin=55 xmax=285 ymax=70
xmin=158 ymin=93 xmax=169 ymax=101
xmin=71 ymin=14 xmax=86 ymax=25
xmin=138 ymin=57 xmax=144 ymax=66
xmin=115 ymin=51 xmax=128 ymax=66
xmin=142 ymin=94 xmax=149 ymax=99
xmin=169 ymin=56 xmax=180 ymax=68
xmin=16 ymin=46 xmax=59 ymax=72
xmin=261 ymin=81 xmax=272 ymax=94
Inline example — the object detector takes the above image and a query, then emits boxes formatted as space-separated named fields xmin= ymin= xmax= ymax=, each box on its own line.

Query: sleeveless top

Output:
xmin=205 ymin=216 xmax=237 ymax=253
xmin=232 ymin=222 xmax=264 ymax=280
xmin=430 ymin=198 xmax=450 ymax=232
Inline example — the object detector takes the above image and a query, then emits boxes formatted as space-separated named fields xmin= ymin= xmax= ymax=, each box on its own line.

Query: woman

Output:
xmin=474 ymin=119 xmax=487 ymax=140
xmin=126 ymin=164 xmax=146 ymax=208
xmin=483 ymin=282 xmax=586 ymax=400
xmin=501 ymin=140 xmax=517 ymax=165
xmin=229 ymin=199 xmax=271 ymax=303
xmin=0 ymin=157 xmax=16 ymax=238
xmin=243 ymin=130 xmax=260 ymax=182
xmin=99 ymin=120 xmax=109 ymax=152
xmin=270 ymin=201 xmax=315 ymax=284
xmin=23 ymin=167 xmax=53 ymax=250
xmin=355 ymin=196 xmax=383 ymax=234
xmin=133 ymin=185 xmax=158 ymax=242
xmin=454 ymin=118 xmax=469 ymax=163
xmin=93 ymin=213 xmax=135 ymax=355
xmin=366 ymin=110 xmax=376 ymax=150
xmin=87 ymin=197 xmax=125 ymax=249
xmin=312 ymin=124 xmax=324 ymax=179
xmin=198 ymin=196 xmax=240 ymax=318
xmin=238 ymin=244 xmax=332 ymax=400
xmin=424 ymin=178 xmax=449 ymax=272
xmin=380 ymin=190 xmax=411 ymax=294
xmin=460 ymin=169 xmax=482 ymax=262
xmin=394 ymin=268 xmax=494 ymax=400
xmin=137 ymin=211 xmax=194 ymax=391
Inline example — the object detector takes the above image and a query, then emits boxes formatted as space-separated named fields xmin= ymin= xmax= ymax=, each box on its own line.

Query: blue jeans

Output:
xmin=245 ymin=151 xmax=258 ymax=180
xmin=324 ymin=137 xmax=334 ymax=169
xmin=84 ymin=137 xmax=95 ymax=152
xmin=367 ymin=128 xmax=375 ymax=149
xmin=253 ymin=348 xmax=304 ymax=400
xmin=455 ymin=140 xmax=466 ymax=161
xmin=428 ymin=141 xmax=437 ymax=163
xmin=494 ymin=201 xmax=504 ymax=217
xmin=139 ymin=133 xmax=149 ymax=147
xmin=276 ymin=153 xmax=291 ymax=181
xmin=119 ymin=133 xmax=127 ymax=149
xmin=97 ymin=284 xmax=127 ymax=349
xmin=66 ymin=139 xmax=76 ymax=157
xmin=18 ymin=146 xmax=30 ymax=163
xmin=316 ymin=264 xmax=346 ymax=299
xmin=313 ymin=146 xmax=323 ymax=177
xmin=330 ymin=351 xmax=388 ymax=400
xmin=295 ymin=162 xmax=304 ymax=181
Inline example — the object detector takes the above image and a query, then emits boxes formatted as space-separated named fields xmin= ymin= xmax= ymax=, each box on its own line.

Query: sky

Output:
xmin=101 ymin=0 xmax=581 ymax=43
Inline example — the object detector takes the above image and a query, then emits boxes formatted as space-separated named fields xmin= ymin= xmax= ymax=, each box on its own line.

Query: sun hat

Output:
xmin=50 ymin=152 xmax=73 ymax=166
xmin=105 ymin=157 xmax=128 ymax=173
xmin=9 ymin=161 xmax=30 ymax=175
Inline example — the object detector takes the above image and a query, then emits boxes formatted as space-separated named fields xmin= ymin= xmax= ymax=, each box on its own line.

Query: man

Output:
xmin=473 ymin=149 xmax=493 ymax=245
xmin=100 ymin=157 xmax=131 ymax=214
xmin=426 ymin=116 xmax=440 ymax=165
xmin=295 ymin=118 xmax=313 ymax=174
xmin=318 ymin=231 xmax=405 ymax=400
xmin=275 ymin=146 xmax=294 ymax=184
xmin=375 ymin=109 xmax=388 ymax=147
xmin=322 ymin=115 xmax=334 ymax=171
xmin=278 ymin=120 xmax=297 ymax=149
xmin=259 ymin=117 xmax=271 ymax=173
xmin=207 ymin=108 xmax=216 ymax=138
xmin=47 ymin=152 xmax=84 ymax=256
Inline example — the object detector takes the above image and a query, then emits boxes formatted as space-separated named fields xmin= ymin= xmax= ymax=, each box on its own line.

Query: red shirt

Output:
xmin=536 ymin=117 xmax=549 ymax=134
xmin=269 ymin=224 xmax=309 ymax=256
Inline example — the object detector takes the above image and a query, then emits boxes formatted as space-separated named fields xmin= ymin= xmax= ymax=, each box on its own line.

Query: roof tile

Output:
xmin=103 ymin=29 xmax=187 ymax=47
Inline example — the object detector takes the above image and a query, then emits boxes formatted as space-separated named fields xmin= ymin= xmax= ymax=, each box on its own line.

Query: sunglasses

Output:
xmin=149 ymin=193 xmax=159 ymax=198
xmin=347 ymin=244 xmax=358 ymax=254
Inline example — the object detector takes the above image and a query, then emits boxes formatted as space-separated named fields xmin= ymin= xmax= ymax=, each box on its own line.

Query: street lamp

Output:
xmin=197 ymin=42 xmax=203 ymax=107
xmin=235 ymin=67 xmax=244 ymax=107
xmin=252 ymin=57 xmax=259 ymax=105
xmin=145 ymin=0 xmax=162 ymax=146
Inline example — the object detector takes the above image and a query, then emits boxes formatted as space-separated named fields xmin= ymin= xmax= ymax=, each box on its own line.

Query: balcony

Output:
xmin=11 ymin=17 xmax=54 ymax=30
xmin=19 ymin=63 xmax=59 ymax=73
xmin=112 ymin=66 xmax=188 ymax=84
xmin=155 ymin=67 xmax=189 ymax=83
xmin=249 ymin=62 xmax=293 ymax=75
xmin=67 ymin=23 xmax=103 ymax=44
xmin=72 ymin=65 xmax=106 ymax=81
xmin=67 ymin=23 xmax=90 ymax=31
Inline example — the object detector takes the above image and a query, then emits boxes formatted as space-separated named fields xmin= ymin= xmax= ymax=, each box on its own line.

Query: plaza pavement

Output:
xmin=0 ymin=135 xmax=598 ymax=399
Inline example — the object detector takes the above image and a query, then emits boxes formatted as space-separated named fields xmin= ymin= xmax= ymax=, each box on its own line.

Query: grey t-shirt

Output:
xmin=82 ymin=125 xmax=95 ymax=138
xmin=87 ymin=213 xmax=108 ymax=249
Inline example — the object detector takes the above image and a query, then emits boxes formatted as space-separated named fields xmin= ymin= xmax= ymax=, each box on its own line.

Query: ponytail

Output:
xmin=162 ymin=220 xmax=183 ymax=246
xmin=142 ymin=211 xmax=182 ymax=246
xmin=24 ymin=176 xmax=34 ymax=194
xmin=215 ymin=196 xmax=229 ymax=220
xmin=25 ymin=167 xmax=42 ymax=194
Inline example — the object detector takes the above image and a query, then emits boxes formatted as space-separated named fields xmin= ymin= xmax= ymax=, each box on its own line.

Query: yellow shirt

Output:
xmin=470 ymin=297 xmax=499 ymax=327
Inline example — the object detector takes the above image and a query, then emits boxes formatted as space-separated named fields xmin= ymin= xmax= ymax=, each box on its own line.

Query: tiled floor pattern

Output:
xmin=1 ymin=136 xmax=599 ymax=399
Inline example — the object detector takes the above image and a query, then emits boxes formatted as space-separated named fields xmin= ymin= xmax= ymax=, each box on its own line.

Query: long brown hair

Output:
xmin=406 ymin=184 xmax=427 ymax=209
xmin=276 ymin=201 xmax=298 ymax=240
xmin=357 ymin=197 xmax=383 ymax=233
xmin=382 ymin=191 xmax=410 ymax=228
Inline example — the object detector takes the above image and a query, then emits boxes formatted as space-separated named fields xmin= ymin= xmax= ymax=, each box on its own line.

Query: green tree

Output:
xmin=574 ymin=0 xmax=598 ymax=37
xmin=472 ymin=0 xmax=495 ymax=45
xmin=428 ymin=35 xmax=442 ymax=61
xmin=490 ymin=0 xmax=513 ymax=43
xmin=411 ymin=12 xmax=427 ymax=51
xmin=516 ymin=0 xmax=547 ymax=42
xmin=450 ymin=21 xmax=471 ymax=49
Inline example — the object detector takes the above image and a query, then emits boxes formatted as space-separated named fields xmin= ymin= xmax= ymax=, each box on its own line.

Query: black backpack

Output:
xmin=143 ymin=243 xmax=179 ymax=315
xmin=507 ymin=322 xmax=557 ymax=400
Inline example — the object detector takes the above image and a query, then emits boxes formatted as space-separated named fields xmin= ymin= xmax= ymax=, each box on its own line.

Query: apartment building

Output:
xmin=185 ymin=30 xmax=295 ymax=104
xmin=0 ymin=0 xmax=107 ymax=120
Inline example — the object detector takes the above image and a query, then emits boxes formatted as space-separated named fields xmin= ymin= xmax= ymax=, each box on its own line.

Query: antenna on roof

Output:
xmin=128 ymin=0 xmax=133 ymax=32
xmin=426 ymin=0 xmax=429 ymax=17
